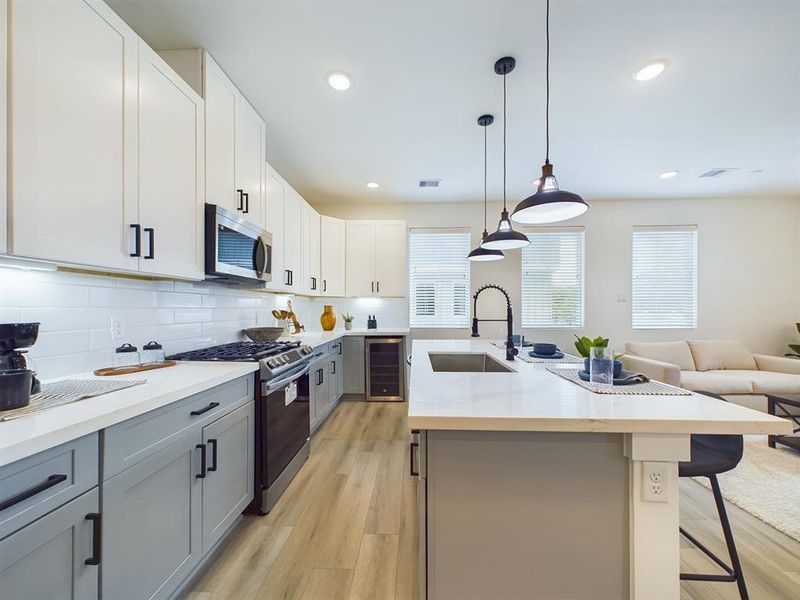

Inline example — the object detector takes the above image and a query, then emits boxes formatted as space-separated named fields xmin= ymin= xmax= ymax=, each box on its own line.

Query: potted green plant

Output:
xmin=342 ymin=312 xmax=355 ymax=331
xmin=786 ymin=323 xmax=800 ymax=359
xmin=574 ymin=335 xmax=624 ymax=377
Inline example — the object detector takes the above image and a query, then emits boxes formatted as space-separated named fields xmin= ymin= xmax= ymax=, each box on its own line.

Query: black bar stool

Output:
xmin=679 ymin=390 xmax=748 ymax=599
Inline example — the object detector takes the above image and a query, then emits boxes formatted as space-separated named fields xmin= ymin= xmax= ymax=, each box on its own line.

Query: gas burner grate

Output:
xmin=168 ymin=340 xmax=301 ymax=362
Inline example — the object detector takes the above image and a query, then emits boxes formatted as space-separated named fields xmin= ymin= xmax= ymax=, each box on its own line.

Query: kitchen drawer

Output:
xmin=103 ymin=375 xmax=253 ymax=480
xmin=311 ymin=342 xmax=330 ymax=360
xmin=329 ymin=338 xmax=344 ymax=357
xmin=0 ymin=434 xmax=99 ymax=541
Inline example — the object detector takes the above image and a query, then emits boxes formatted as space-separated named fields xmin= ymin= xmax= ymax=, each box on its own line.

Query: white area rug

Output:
xmin=694 ymin=437 xmax=800 ymax=542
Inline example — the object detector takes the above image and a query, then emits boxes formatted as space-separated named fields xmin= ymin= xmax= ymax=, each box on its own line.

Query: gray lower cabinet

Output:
xmin=201 ymin=402 xmax=254 ymax=554
xmin=0 ymin=488 xmax=100 ymax=600
xmin=310 ymin=355 xmax=330 ymax=431
xmin=102 ymin=430 xmax=203 ymax=600
xmin=343 ymin=336 xmax=365 ymax=394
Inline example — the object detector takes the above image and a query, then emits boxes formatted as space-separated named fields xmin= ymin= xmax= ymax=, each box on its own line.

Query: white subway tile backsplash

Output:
xmin=0 ymin=267 xmax=408 ymax=379
xmin=90 ymin=287 xmax=158 ymax=308
xmin=157 ymin=291 xmax=203 ymax=308
xmin=174 ymin=308 xmax=214 ymax=323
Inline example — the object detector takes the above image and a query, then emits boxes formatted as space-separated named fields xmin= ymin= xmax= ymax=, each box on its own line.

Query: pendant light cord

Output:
xmin=545 ymin=0 xmax=550 ymax=165
xmin=503 ymin=72 xmax=507 ymax=210
xmin=483 ymin=124 xmax=488 ymax=231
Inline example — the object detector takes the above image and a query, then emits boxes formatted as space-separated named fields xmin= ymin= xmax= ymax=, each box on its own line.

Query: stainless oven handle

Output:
xmin=262 ymin=363 xmax=311 ymax=394
xmin=254 ymin=236 xmax=267 ymax=278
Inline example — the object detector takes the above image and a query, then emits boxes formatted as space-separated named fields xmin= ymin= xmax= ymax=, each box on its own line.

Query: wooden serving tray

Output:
xmin=94 ymin=360 xmax=177 ymax=376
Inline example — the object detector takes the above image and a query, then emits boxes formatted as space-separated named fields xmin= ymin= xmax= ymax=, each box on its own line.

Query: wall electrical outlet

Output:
xmin=110 ymin=316 xmax=125 ymax=340
xmin=642 ymin=462 xmax=668 ymax=502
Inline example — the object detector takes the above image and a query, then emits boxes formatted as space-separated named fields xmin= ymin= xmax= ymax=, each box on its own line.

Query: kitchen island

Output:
xmin=407 ymin=339 xmax=790 ymax=600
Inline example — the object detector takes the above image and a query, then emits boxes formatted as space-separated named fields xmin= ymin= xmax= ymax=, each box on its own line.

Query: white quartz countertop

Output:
xmin=0 ymin=361 xmax=258 ymax=467
xmin=283 ymin=328 xmax=409 ymax=348
xmin=407 ymin=339 xmax=792 ymax=435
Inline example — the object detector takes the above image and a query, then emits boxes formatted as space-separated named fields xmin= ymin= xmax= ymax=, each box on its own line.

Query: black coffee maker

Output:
xmin=0 ymin=322 xmax=42 ymax=411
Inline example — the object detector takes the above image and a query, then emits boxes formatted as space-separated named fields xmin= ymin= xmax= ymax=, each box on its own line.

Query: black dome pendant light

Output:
xmin=468 ymin=115 xmax=504 ymax=262
xmin=511 ymin=0 xmax=588 ymax=225
xmin=481 ymin=57 xmax=530 ymax=251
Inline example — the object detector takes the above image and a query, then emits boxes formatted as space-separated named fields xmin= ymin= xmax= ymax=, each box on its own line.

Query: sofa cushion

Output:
xmin=625 ymin=341 xmax=696 ymax=371
xmin=709 ymin=370 xmax=800 ymax=395
xmin=679 ymin=371 xmax=754 ymax=395
xmin=687 ymin=340 xmax=757 ymax=371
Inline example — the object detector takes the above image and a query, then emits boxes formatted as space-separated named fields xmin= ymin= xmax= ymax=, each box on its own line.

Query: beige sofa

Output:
xmin=622 ymin=340 xmax=800 ymax=413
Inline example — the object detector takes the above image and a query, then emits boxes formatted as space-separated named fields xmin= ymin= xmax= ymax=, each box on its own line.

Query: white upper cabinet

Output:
xmin=264 ymin=166 xmax=286 ymax=292
xmin=203 ymin=55 xmax=238 ymax=215
xmin=302 ymin=203 xmax=321 ymax=295
xmin=234 ymin=97 xmax=265 ymax=225
xmin=283 ymin=189 xmax=303 ymax=291
xmin=321 ymin=216 xmax=346 ymax=297
xmin=346 ymin=220 xmax=406 ymax=297
xmin=10 ymin=0 xmax=138 ymax=271
xmin=346 ymin=221 xmax=377 ymax=297
xmin=374 ymin=220 xmax=407 ymax=297
xmin=136 ymin=42 xmax=204 ymax=279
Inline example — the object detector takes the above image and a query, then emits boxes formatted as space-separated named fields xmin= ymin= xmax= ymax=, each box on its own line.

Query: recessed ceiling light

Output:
xmin=365 ymin=181 xmax=379 ymax=189
xmin=634 ymin=60 xmax=667 ymax=82
xmin=659 ymin=170 xmax=679 ymax=179
xmin=327 ymin=72 xmax=351 ymax=91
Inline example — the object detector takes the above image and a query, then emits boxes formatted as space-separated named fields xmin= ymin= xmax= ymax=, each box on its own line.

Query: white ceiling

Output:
xmin=108 ymin=0 xmax=800 ymax=206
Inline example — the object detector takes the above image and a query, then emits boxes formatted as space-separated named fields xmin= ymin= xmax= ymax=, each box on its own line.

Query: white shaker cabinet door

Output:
xmin=234 ymin=96 xmax=265 ymax=226
xmin=204 ymin=53 xmax=238 ymax=214
xmin=375 ymin=220 xmax=407 ymax=297
xmin=10 ymin=0 xmax=138 ymax=270
xmin=137 ymin=42 xmax=204 ymax=280
xmin=264 ymin=168 xmax=285 ymax=292
xmin=321 ymin=216 xmax=346 ymax=297
xmin=345 ymin=221 xmax=376 ymax=297
xmin=283 ymin=189 xmax=304 ymax=291
xmin=302 ymin=202 xmax=321 ymax=295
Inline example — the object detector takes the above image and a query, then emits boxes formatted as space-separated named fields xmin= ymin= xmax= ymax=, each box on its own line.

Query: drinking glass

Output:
xmin=589 ymin=346 xmax=614 ymax=387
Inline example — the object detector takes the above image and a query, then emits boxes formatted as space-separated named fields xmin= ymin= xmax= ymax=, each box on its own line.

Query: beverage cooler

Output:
xmin=365 ymin=337 xmax=405 ymax=401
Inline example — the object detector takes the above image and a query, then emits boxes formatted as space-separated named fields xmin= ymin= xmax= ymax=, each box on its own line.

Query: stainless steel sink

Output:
xmin=428 ymin=352 xmax=514 ymax=373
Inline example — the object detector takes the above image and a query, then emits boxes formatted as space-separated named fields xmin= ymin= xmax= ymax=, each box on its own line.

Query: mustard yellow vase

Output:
xmin=320 ymin=305 xmax=336 ymax=331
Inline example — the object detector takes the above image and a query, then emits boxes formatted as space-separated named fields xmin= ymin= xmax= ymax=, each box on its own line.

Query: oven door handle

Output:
xmin=263 ymin=363 xmax=311 ymax=394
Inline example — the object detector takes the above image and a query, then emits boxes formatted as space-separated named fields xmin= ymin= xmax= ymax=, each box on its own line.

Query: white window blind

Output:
xmin=521 ymin=229 xmax=584 ymax=328
xmin=632 ymin=226 xmax=697 ymax=329
xmin=409 ymin=229 xmax=471 ymax=328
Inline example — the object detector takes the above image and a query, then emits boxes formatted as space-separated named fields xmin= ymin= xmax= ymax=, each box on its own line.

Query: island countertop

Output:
xmin=407 ymin=339 xmax=791 ymax=435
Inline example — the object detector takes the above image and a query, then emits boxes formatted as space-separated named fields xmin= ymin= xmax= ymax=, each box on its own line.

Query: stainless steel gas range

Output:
xmin=168 ymin=340 xmax=313 ymax=514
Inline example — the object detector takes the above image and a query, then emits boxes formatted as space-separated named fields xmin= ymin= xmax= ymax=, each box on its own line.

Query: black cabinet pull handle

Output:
xmin=290 ymin=270 xmax=293 ymax=286
xmin=311 ymin=277 xmax=316 ymax=290
xmin=144 ymin=227 xmax=155 ymax=259
xmin=243 ymin=192 xmax=249 ymax=214
xmin=377 ymin=281 xmax=380 ymax=293
xmin=331 ymin=360 xmax=335 ymax=375
xmin=0 ymin=474 xmax=67 ymax=512
xmin=190 ymin=401 xmax=219 ymax=416
xmin=410 ymin=441 xmax=419 ymax=477
xmin=371 ymin=281 xmax=374 ymax=293
xmin=323 ymin=280 xmax=327 ymax=292
xmin=196 ymin=443 xmax=207 ymax=478
xmin=130 ymin=224 xmax=141 ymax=257
xmin=208 ymin=439 xmax=218 ymax=472
xmin=285 ymin=270 xmax=291 ymax=286
xmin=84 ymin=513 xmax=102 ymax=566
xmin=236 ymin=189 xmax=244 ymax=211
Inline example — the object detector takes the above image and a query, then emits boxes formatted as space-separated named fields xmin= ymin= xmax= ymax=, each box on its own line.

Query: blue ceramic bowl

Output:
xmin=583 ymin=358 xmax=623 ymax=378
xmin=532 ymin=343 xmax=558 ymax=356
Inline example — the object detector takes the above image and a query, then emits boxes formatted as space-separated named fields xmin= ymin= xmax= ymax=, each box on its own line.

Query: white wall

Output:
xmin=318 ymin=196 xmax=800 ymax=356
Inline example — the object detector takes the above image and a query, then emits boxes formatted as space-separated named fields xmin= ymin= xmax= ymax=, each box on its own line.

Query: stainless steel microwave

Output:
xmin=205 ymin=203 xmax=272 ymax=286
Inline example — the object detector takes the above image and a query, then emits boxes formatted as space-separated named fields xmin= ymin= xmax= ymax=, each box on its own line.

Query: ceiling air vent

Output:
xmin=699 ymin=168 xmax=739 ymax=178
xmin=418 ymin=179 xmax=441 ymax=188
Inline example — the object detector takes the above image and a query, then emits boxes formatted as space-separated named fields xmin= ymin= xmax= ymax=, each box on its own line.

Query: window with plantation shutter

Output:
xmin=632 ymin=226 xmax=697 ymax=329
xmin=409 ymin=229 xmax=471 ymax=328
xmin=521 ymin=229 xmax=584 ymax=328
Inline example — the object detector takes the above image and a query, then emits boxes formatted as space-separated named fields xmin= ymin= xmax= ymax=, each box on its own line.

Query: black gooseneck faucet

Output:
xmin=471 ymin=284 xmax=518 ymax=361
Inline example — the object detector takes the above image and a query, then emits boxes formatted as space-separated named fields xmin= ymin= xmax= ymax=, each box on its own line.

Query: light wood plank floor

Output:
xmin=186 ymin=400 xmax=800 ymax=600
